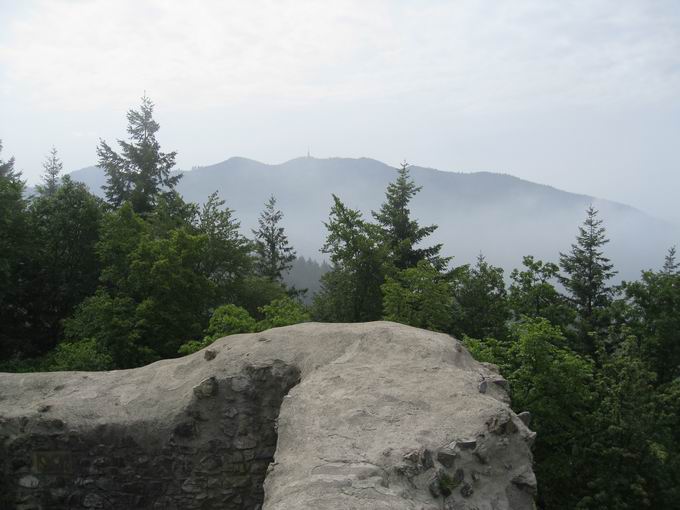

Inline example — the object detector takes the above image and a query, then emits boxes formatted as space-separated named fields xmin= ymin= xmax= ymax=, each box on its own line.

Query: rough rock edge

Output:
xmin=0 ymin=321 xmax=536 ymax=510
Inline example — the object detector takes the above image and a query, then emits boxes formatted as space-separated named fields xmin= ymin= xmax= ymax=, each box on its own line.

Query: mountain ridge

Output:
xmin=67 ymin=156 xmax=678 ymax=280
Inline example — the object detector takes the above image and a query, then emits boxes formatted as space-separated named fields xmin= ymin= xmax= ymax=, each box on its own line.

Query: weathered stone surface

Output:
xmin=0 ymin=321 xmax=536 ymax=509
xmin=518 ymin=411 xmax=532 ymax=427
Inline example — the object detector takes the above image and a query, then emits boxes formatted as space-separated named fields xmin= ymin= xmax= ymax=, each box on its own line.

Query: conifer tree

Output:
xmin=372 ymin=161 xmax=447 ymax=271
xmin=38 ymin=147 xmax=63 ymax=196
xmin=252 ymin=195 xmax=296 ymax=282
xmin=0 ymin=141 xmax=32 ymax=358
xmin=662 ymin=246 xmax=679 ymax=275
xmin=559 ymin=205 xmax=616 ymax=345
xmin=97 ymin=95 xmax=181 ymax=214
xmin=0 ymin=140 xmax=18 ymax=180
xmin=450 ymin=253 xmax=509 ymax=340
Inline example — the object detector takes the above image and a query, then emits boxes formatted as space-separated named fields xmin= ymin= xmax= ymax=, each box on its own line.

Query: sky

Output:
xmin=1 ymin=0 xmax=679 ymax=223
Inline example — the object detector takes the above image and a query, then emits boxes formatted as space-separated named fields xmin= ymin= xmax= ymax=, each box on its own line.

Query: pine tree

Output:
xmin=559 ymin=205 xmax=616 ymax=345
xmin=372 ymin=161 xmax=447 ymax=271
xmin=97 ymin=95 xmax=181 ymax=214
xmin=38 ymin=147 xmax=63 ymax=196
xmin=662 ymin=246 xmax=679 ymax=275
xmin=197 ymin=191 xmax=252 ymax=298
xmin=450 ymin=253 xmax=509 ymax=340
xmin=252 ymin=195 xmax=296 ymax=282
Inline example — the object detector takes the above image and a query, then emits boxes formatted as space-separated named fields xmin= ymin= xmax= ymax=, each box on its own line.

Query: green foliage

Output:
xmin=197 ymin=191 xmax=253 ymax=301
xmin=0 ymin=141 xmax=32 ymax=358
xmin=450 ymin=254 xmax=509 ymax=340
xmin=623 ymin=263 xmax=680 ymax=384
xmin=129 ymin=228 xmax=215 ymax=357
xmin=559 ymin=205 xmax=617 ymax=350
xmin=205 ymin=304 xmax=257 ymax=340
xmin=233 ymin=275 xmax=288 ymax=319
xmin=314 ymin=195 xmax=386 ymax=322
xmin=4 ymin=104 xmax=680 ymax=510
xmin=507 ymin=319 xmax=594 ymax=508
xmin=48 ymin=339 xmax=114 ymax=372
xmin=315 ymin=163 xmax=451 ymax=324
xmin=98 ymin=95 xmax=181 ymax=214
xmin=64 ymin=291 xmax=155 ymax=368
xmin=178 ymin=297 xmax=310 ymax=355
xmin=382 ymin=260 xmax=453 ymax=332
xmin=36 ymin=147 xmax=63 ymax=196
xmin=252 ymin=195 xmax=296 ymax=282
xmin=509 ymin=255 xmax=574 ymax=329
xmin=67 ymin=205 xmax=216 ymax=365
xmin=257 ymin=296 xmax=311 ymax=330
xmin=372 ymin=161 xmax=447 ymax=271
xmin=576 ymin=336 xmax=665 ymax=509
xmin=178 ymin=303 xmax=257 ymax=355
xmin=466 ymin=318 xmax=594 ymax=508
xmin=26 ymin=176 xmax=103 ymax=351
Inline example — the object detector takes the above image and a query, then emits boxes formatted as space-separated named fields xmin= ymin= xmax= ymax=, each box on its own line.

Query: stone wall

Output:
xmin=1 ymin=360 xmax=299 ymax=509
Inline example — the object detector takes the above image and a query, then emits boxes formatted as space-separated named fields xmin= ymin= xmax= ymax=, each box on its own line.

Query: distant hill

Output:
xmin=69 ymin=157 xmax=678 ymax=281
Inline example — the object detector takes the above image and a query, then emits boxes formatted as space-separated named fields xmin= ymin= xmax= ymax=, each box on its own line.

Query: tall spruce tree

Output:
xmin=559 ymin=205 xmax=616 ymax=346
xmin=662 ymin=246 xmax=679 ymax=275
xmin=372 ymin=161 xmax=447 ymax=271
xmin=38 ymin=147 xmax=63 ymax=196
xmin=252 ymin=195 xmax=296 ymax=282
xmin=97 ymin=95 xmax=181 ymax=214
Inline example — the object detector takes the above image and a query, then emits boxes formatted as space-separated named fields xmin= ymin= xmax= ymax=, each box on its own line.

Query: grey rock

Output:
xmin=437 ymin=449 xmax=458 ymax=468
xmin=0 ymin=321 xmax=535 ymax=510
xmin=460 ymin=482 xmax=474 ymax=498
xmin=428 ymin=476 xmax=442 ymax=498
xmin=193 ymin=376 xmax=218 ymax=398
xmin=403 ymin=450 xmax=420 ymax=463
xmin=512 ymin=469 xmax=538 ymax=495
xmin=422 ymin=448 xmax=434 ymax=469
xmin=454 ymin=439 xmax=477 ymax=450
xmin=517 ymin=411 xmax=532 ymax=427
xmin=490 ymin=377 xmax=509 ymax=390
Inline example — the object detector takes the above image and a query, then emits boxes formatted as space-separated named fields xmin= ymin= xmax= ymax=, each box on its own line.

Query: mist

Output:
xmin=67 ymin=156 xmax=679 ymax=282
xmin=1 ymin=0 xmax=680 ymax=224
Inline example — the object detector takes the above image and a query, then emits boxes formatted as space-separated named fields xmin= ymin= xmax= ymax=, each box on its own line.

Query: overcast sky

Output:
xmin=1 ymin=0 xmax=679 ymax=222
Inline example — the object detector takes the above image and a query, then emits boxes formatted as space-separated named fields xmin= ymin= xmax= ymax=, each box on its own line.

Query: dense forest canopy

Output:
xmin=1 ymin=98 xmax=679 ymax=509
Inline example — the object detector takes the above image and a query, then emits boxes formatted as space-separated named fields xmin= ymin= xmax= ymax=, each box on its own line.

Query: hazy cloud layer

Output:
xmin=1 ymin=0 xmax=679 ymax=221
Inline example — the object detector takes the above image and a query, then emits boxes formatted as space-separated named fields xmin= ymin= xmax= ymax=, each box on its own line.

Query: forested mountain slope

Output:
xmin=70 ymin=156 xmax=677 ymax=279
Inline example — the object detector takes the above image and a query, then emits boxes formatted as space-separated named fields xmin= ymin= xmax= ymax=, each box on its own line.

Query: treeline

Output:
xmin=0 ymin=97 xmax=309 ymax=371
xmin=1 ymin=97 xmax=679 ymax=508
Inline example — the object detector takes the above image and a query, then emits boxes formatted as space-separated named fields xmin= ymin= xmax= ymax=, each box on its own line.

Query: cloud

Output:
xmin=1 ymin=0 xmax=679 ymax=112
